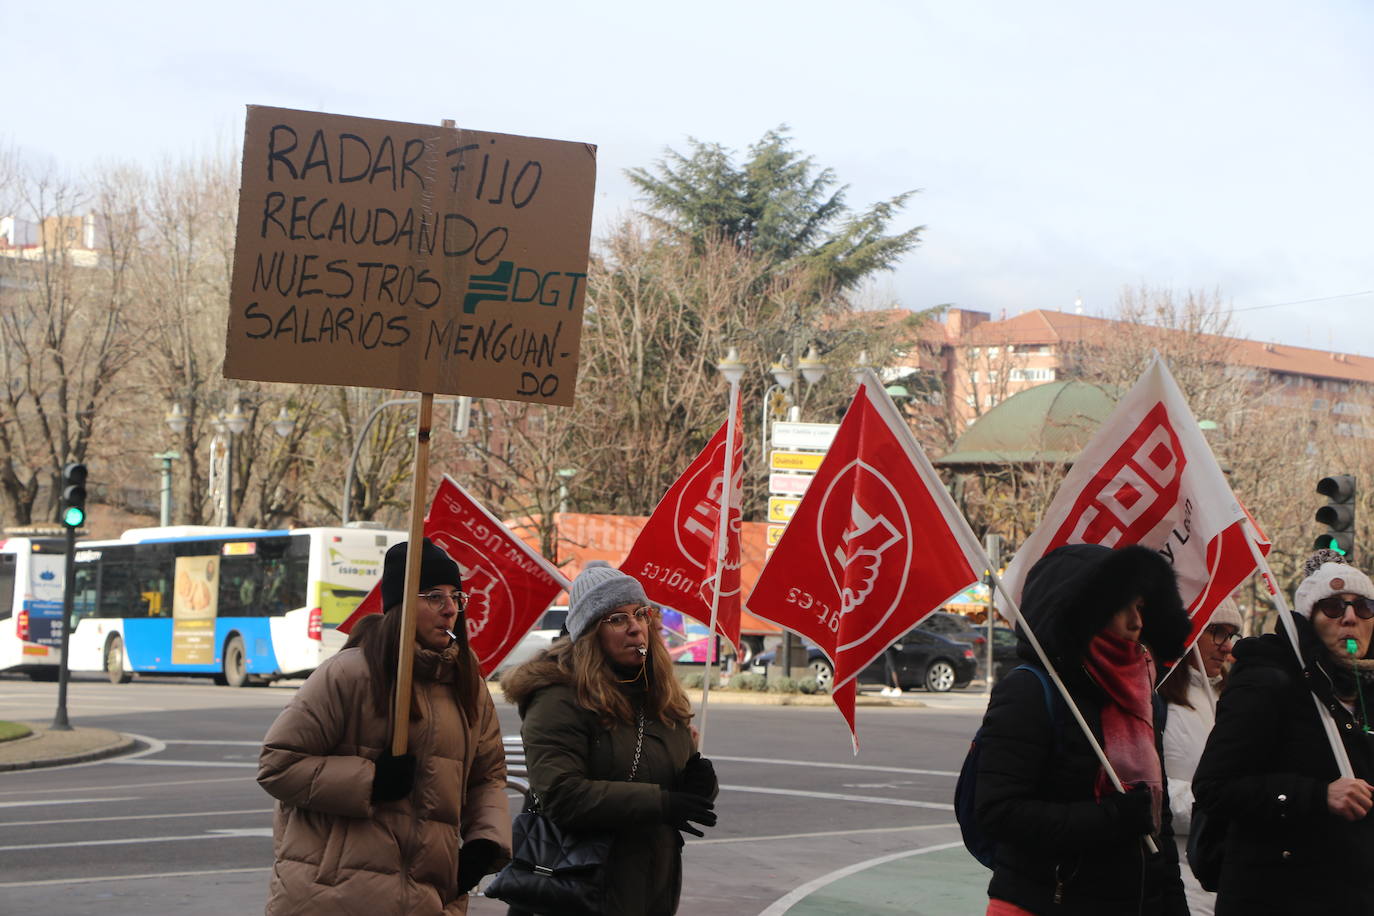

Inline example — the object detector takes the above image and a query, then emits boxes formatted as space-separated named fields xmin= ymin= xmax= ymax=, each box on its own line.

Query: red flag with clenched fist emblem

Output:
xmin=620 ymin=397 xmax=744 ymax=655
xmin=339 ymin=476 xmax=571 ymax=676
xmin=747 ymin=373 xmax=987 ymax=744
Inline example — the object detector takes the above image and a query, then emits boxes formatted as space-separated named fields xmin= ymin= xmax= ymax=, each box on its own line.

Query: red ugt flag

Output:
xmin=998 ymin=353 xmax=1270 ymax=650
xmin=620 ymin=395 xmax=744 ymax=654
xmin=747 ymin=373 xmax=985 ymax=742
xmin=339 ymin=475 xmax=571 ymax=676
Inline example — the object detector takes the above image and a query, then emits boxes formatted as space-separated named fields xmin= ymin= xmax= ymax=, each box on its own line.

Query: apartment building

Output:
xmin=928 ymin=307 xmax=1374 ymax=430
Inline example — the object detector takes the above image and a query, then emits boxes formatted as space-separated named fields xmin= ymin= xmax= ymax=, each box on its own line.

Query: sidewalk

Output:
xmin=0 ymin=721 xmax=136 ymax=771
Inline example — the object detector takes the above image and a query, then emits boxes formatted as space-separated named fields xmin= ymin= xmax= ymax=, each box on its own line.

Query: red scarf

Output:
xmin=1083 ymin=632 xmax=1162 ymax=832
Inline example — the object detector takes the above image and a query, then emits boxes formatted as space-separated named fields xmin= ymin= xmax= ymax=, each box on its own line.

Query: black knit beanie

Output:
xmin=380 ymin=538 xmax=462 ymax=611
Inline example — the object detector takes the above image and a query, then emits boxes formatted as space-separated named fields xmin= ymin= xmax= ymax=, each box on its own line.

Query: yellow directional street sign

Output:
xmin=766 ymin=524 xmax=786 ymax=546
xmin=770 ymin=450 xmax=825 ymax=472
xmin=768 ymin=496 xmax=801 ymax=523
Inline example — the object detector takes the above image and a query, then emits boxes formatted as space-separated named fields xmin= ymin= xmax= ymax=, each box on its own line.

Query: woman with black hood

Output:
xmin=973 ymin=543 xmax=1191 ymax=916
xmin=1192 ymin=549 xmax=1374 ymax=914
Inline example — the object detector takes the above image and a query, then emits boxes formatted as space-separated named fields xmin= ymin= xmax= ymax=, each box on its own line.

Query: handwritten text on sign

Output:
xmin=225 ymin=106 xmax=597 ymax=406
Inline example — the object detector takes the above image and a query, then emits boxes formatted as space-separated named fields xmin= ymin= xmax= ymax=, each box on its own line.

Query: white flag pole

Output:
xmin=1241 ymin=519 xmax=1354 ymax=778
xmin=696 ymin=378 xmax=739 ymax=753
xmin=859 ymin=369 xmax=1160 ymax=852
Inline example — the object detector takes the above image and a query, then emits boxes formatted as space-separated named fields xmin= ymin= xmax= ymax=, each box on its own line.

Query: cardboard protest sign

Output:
xmin=226 ymin=106 xmax=597 ymax=406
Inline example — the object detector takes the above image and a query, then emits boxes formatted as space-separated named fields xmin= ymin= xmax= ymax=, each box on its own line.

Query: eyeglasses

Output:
xmin=1203 ymin=626 xmax=1240 ymax=647
xmin=418 ymin=590 xmax=468 ymax=612
xmin=600 ymin=607 xmax=655 ymax=631
xmin=1312 ymin=595 xmax=1374 ymax=620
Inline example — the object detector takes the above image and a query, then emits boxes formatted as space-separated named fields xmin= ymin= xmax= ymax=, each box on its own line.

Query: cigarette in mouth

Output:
xmin=446 ymin=629 xmax=458 ymax=641
xmin=637 ymin=646 xmax=647 ymax=656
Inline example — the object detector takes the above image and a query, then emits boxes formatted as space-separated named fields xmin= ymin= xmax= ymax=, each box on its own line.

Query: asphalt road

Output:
xmin=0 ymin=675 xmax=992 ymax=915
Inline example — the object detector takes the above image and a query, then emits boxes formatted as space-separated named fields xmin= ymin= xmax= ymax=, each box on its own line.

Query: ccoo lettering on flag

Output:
xmin=998 ymin=353 xmax=1269 ymax=650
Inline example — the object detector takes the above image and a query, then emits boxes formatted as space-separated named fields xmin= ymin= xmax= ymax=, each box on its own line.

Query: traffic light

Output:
xmin=1315 ymin=473 xmax=1356 ymax=557
xmin=61 ymin=463 xmax=87 ymax=529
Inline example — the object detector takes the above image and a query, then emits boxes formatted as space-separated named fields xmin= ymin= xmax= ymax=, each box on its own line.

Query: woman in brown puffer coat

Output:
xmin=499 ymin=562 xmax=719 ymax=916
xmin=258 ymin=538 xmax=511 ymax=916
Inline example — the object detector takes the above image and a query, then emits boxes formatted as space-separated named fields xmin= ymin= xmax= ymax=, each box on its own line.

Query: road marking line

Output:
xmin=114 ymin=759 xmax=258 ymax=768
xmin=721 ymin=784 xmax=953 ymax=810
xmin=0 ymin=829 xmax=272 ymax=852
xmin=1 ymin=808 xmax=274 ymax=827
xmin=162 ymin=739 xmax=263 ymax=746
xmin=688 ymin=822 xmax=957 ymax=845
xmin=756 ymin=841 xmax=965 ymax=916
xmin=0 ymin=796 xmax=140 ymax=809
xmin=712 ymin=755 xmax=958 ymax=778
xmin=0 ymin=775 xmax=244 ymax=797
xmin=0 ymin=866 xmax=268 ymax=889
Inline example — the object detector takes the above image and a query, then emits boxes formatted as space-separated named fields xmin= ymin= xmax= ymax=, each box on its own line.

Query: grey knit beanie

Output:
xmin=1209 ymin=597 xmax=1243 ymax=631
xmin=566 ymin=561 xmax=649 ymax=642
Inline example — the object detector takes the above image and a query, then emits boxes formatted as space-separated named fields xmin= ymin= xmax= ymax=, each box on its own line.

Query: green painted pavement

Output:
xmin=780 ymin=845 xmax=989 ymax=915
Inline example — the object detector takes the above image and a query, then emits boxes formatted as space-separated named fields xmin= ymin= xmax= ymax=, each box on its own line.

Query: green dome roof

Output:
xmin=935 ymin=381 xmax=1117 ymax=466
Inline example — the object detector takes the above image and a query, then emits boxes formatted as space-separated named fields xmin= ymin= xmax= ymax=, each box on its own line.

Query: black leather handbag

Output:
xmin=484 ymin=802 xmax=614 ymax=916
xmin=487 ymin=712 xmax=645 ymax=915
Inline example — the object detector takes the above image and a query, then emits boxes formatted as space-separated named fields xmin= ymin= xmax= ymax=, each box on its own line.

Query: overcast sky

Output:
xmin=8 ymin=0 xmax=1372 ymax=352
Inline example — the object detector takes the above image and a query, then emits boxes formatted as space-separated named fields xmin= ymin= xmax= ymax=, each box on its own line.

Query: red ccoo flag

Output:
xmin=746 ymin=372 xmax=986 ymax=743
xmin=620 ymin=396 xmax=744 ymax=654
xmin=338 ymin=475 xmax=571 ymax=676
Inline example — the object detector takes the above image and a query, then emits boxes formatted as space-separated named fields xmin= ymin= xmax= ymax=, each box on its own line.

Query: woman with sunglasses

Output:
xmin=1194 ymin=550 xmax=1374 ymax=914
xmin=501 ymin=561 xmax=717 ymax=915
xmin=258 ymin=538 xmax=511 ymax=915
xmin=1158 ymin=598 xmax=1242 ymax=916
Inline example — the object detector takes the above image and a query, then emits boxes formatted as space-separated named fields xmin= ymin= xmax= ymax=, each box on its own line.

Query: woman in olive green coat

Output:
xmin=500 ymin=562 xmax=718 ymax=916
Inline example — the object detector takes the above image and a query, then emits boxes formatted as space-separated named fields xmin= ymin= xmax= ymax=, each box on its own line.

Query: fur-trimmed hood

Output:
xmin=1015 ymin=544 xmax=1190 ymax=666
xmin=499 ymin=647 xmax=572 ymax=716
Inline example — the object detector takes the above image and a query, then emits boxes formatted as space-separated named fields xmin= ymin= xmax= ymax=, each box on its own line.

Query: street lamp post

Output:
xmin=153 ymin=451 xmax=180 ymax=526
xmin=162 ymin=403 xmax=190 ymax=526
xmin=759 ymin=346 xmax=827 ymax=678
xmin=341 ymin=396 xmax=462 ymax=524
xmin=220 ymin=403 xmax=249 ymax=527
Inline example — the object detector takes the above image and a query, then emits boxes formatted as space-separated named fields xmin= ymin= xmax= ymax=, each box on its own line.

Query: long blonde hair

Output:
xmin=502 ymin=616 xmax=693 ymax=728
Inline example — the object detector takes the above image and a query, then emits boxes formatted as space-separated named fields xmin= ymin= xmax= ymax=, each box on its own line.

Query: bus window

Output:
xmin=98 ymin=563 xmax=138 ymax=619
xmin=218 ymin=556 xmax=262 ymax=618
xmin=0 ymin=554 xmax=16 ymax=621
xmin=133 ymin=560 xmax=171 ymax=618
xmin=72 ymin=565 xmax=98 ymax=623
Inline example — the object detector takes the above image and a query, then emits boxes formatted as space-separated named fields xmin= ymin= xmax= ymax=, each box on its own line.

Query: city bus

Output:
xmin=67 ymin=525 xmax=402 ymax=686
xmin=0 ymin=536 xmax=67 ymax=679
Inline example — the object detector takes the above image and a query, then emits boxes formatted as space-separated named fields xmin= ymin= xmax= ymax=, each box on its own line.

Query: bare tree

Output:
xmin=0 ymin=161 xmax=140 ymax=525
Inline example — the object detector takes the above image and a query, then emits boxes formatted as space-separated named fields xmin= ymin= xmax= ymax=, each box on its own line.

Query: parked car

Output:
xmin=971 ymin=623 xmax=1020 ymax=680
xmin=493 ymin=606 xmax=568 ymax=674
xmin=750 ymin=626 xmax=978 ymax=693
xmin=920 ymin=610 xmax=982 ymax=643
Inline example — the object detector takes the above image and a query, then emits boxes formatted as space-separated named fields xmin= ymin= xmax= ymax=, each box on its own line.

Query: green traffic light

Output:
xmin=62 ymin=506 xmax=85 ymax=528
xmin=1319 ymin=535 xmax=1349 ymax=556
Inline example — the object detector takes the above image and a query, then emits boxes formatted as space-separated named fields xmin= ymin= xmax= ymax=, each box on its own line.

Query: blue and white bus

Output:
xmin=67 ymin=526 xmax=402 ymax=686
xmin=0 ymin=536 xmax=67 ymax=679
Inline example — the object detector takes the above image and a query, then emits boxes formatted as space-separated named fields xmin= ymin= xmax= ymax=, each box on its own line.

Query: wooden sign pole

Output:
xmin=389 ymin=116 xmax=456 ymax=756
xmin=391 ymin=392 xmax=435 ymax=755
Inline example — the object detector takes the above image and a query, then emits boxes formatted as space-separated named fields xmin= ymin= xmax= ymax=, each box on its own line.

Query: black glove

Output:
xmin=677 ymin=752 xmax=717 ymax=799
xmin=370 ymin=750 xmax=416 ymax=803
xmin=456 ymin=838 xmax=500 ymax=895
xmin=663 ymin=790 xmax=717 ymax=837
xmin=1103 ymin=782 xmax=1154 ymax=838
